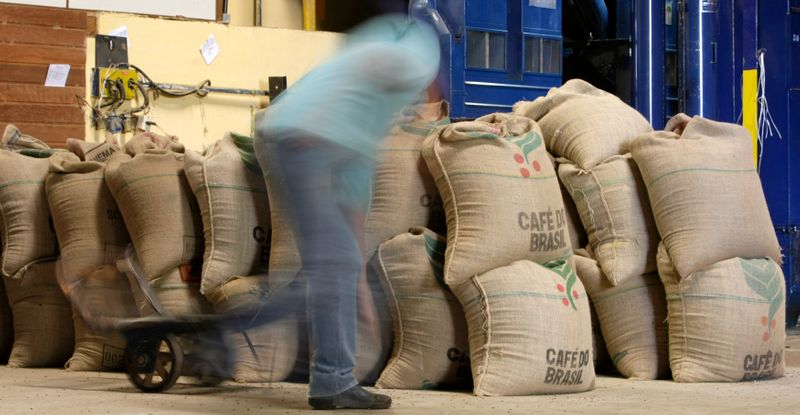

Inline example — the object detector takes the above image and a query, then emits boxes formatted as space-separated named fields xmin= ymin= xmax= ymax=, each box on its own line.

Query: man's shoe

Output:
xmin=308 ymin=385 xmax=392 ymax=410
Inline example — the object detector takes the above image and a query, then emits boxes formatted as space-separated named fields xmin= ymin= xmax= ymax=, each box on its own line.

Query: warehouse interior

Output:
xmin=0 ymin=0 xmax=799 ymax=413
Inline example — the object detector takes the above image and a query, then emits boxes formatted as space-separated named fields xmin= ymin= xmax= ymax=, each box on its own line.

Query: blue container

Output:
xmin=413 ymin=0 xmax=563 ymax=118
xmin=758 ymin=1 xmax=800 ymax=326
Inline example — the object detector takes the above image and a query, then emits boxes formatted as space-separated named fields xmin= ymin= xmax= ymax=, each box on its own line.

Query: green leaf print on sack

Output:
xmin=424 ymin=233 xmax=447 ymax=290
xmin=230 ymin=132 xmax=263 ymax=176
xmin=545 ymin=259 xmax=579 ymax=311
xmin=508 ymin=132 xmax=544 ymax=178
xmin=740 ymin=258 xmax=784 ymax=342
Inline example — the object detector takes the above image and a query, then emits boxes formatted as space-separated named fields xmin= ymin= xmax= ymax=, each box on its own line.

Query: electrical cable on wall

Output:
xmin=756 ymin=48 xmax=782 ymax=174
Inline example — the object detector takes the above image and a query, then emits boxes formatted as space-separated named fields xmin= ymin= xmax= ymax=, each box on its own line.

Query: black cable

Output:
xmin=111 ymin=78 xmax=126 ymax=112
xmin=126 ymin=79 xmax=150 ymax=114
xmin=129 ymin=64 xmax=211 ymax=98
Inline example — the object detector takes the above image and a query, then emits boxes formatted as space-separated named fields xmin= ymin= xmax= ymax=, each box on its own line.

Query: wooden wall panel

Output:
xmin=0 ymin=63 xmax=85 ymax=86
xmin=0 ymin=3 xmax=87 ymax=147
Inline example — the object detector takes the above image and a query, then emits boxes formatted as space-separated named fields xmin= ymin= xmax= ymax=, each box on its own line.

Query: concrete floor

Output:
xmin=1 ymin=366 xmax=799 ymax=415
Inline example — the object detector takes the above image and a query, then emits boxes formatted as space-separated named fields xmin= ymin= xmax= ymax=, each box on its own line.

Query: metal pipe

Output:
xmin=149 ymin=82 xmax=269 ymax=96
xmin=256 ymin=0 xmax=262 ymax=27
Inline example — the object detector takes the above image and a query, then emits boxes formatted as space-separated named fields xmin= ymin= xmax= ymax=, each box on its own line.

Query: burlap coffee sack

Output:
xmin=2 ymin=124 xmax=49 ymax=151
xmin=61 ymin=265 xmax=138 ymax=371
xmin=4 ymin=261 xmax=74 ymax=368
xmin=550 ymin=153 xmax=588 ymax=250
xmin=365 ymin=101 xmax=450 ymax=254
xmin=513 ymin=79 xmax=653 ymax=170
xmin=66 ymin=138 xmax=121 ymax=162
xmin=184 ymin=132 xmax=270 ymax=295
xmin=0 ymin=150 xmax=58 ymax=279
xmin=124 ymin=132 xmax=185 ymax=156
xmin=421 ymin=113 xmax=573 ymax=286
xmin=373 ymin=228 xmax=470 ymax=390
xmin=46 ymin=152 xmax=133 ymax=371
xmin=559 ymin=154 xmax=658 ymax=285
xmin=206 ymin=276 xmax=308 ymax=383
xmin=574 ymin=253 xmax=669 ymax=379
xmin=632 ymin=117 xmax=781 ymax=278
xmin=451 ymin=259 xmax=594 ymax=396
xmin=657 ymin=243 xmax=785 ymax=382
xmin=105 ymin=150 xmax=204 ymax=281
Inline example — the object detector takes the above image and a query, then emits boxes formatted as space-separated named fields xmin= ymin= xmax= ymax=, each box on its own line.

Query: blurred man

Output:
xmin=254 ymin=13 xmax=440 ymax=410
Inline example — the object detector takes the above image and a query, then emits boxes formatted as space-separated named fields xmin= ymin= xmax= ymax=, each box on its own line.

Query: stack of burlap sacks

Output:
xmin=514 ymin=79 xmax=669 ymax=380
xmin=0 ymin=128 xmax=213 ymax=372
xmin=0 ymin=76 xmax=787 ymax=390
xmin=364 ymin=103 xmax=595 ymax=396
xmin=511 ymin=79 xmax=785 ymax=383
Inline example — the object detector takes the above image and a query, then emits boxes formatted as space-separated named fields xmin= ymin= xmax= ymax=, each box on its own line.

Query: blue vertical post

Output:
xmin=507 ymin=0 xmax=523 ymax=82
xmin=634 ymin=0 xmax=665 ymax=127
xmin=684 ymin=0 xmax=719 ymax=118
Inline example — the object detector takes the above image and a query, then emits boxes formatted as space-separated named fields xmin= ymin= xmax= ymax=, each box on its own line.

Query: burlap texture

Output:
xmin=2 ymin=124 xmax=49 ymax=151
xmin=574 ymin=253 xmax=669 ymax=379
xmin=588 ymin=301 xmax=612 ymax=373
xmin=512 ymin=79 xmax=653 ymax=170
xmin=66 ymin=138 xmax=121 ymax=162
xmin=105 ymin=150 xmax=204 ymax=281
xmin=4 ymin=261 xmax=74 ymax=368
xmin=657 ymin=244 xmax=786 ymax=382
xmin=559 ymin=154 xmax=658 ymax=285
xmin=63 ymin=265 xmax=137 ymax=371
xmin=550 ymin=153 xmax=588 ymax=250
xmin=373 ymin=228 xmax=470 ymax=390
xmin=46 ymin=152 xmax=133 ymax=371
xmin=206 ymin=276 xmax=308 ymax=383
xmin=364 ymin=101 xmax=450 ymax=254
xmin=149 ymin=267 xmax=212 ymax=316
xmin=185 ymin=132 xmax=270 ymax=295
xmin=252 ymin=132 xmax=299 ymax=289
xmin=123 ymin=132 xmax=185 ymax=156
xmin=422 ymin=113 xmax=573 ymax=286
xmin=0 ymin=150 xmax=58 ymax=279
xmin=632 ymin=117 xmax=781 ymax=278
xmin=451 ymin=259 xmax=594 ymax=396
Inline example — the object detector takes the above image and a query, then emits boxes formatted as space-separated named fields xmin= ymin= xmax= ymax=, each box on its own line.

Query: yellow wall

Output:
xmin=221 ymin=0 xmax=304 ymax=28
xmin=87 ymin=13 xmax=342 ymax=150
xmin=262 ymin=0 xmax=303 ymax=29
xmin=227 ymin=0 xmax=256 ymax=26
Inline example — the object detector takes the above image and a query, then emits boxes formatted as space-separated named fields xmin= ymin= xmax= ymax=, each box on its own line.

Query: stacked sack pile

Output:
xmin=0 ymin=126 xmax=73 ymax=368
xmin=416 ymin=112 xmax=595 ymax=395
xmin=365 ymin=102 xmax=473 ymax=390
xmin=184 ymin=132 xmax=307 ymax=382
xmin=632 ymin=115 xmax=785 ymax=382
xmin=514 ymin=79 xmax=670 ymax=379
xmin=0 ymin=74 xmax=787 ymax=391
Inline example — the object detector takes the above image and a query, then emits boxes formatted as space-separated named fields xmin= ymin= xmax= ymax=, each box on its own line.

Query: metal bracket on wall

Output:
xmin=95 ymin=35 xmax=129 ymax=67
xmin=268 ymin=76 xmax=287 ymax=101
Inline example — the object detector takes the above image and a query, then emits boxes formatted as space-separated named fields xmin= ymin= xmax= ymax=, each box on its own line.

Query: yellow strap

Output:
xmin=742 ymin=69 xmax=758 ymax=167
xmin=302 ymin=0 xmax=316 ymax=31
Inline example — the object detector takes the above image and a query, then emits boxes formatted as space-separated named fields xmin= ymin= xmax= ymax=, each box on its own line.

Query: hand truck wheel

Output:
xmin=126 ymin=333 xmax=184 ymax=393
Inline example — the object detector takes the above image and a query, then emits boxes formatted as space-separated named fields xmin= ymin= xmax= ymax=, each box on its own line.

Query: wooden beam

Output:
xmin=0 ymin=24 xmax=86 ymax=48
xmin=0 ymin=43 xmax=86 ymax=66
xmin=0 ymin=63 xmax=85 ymax=87
xmin=0 ymin=103 xmax=84 ymax=124
xmin=0 ymin=83 xmax=84 ymax=105
xmin=0 ymin=4 xmax=87 ymax=29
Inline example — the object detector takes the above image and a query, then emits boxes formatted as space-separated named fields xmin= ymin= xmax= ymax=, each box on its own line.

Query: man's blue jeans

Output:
xmin=256 ymin=132 xmax=372 ymax=398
